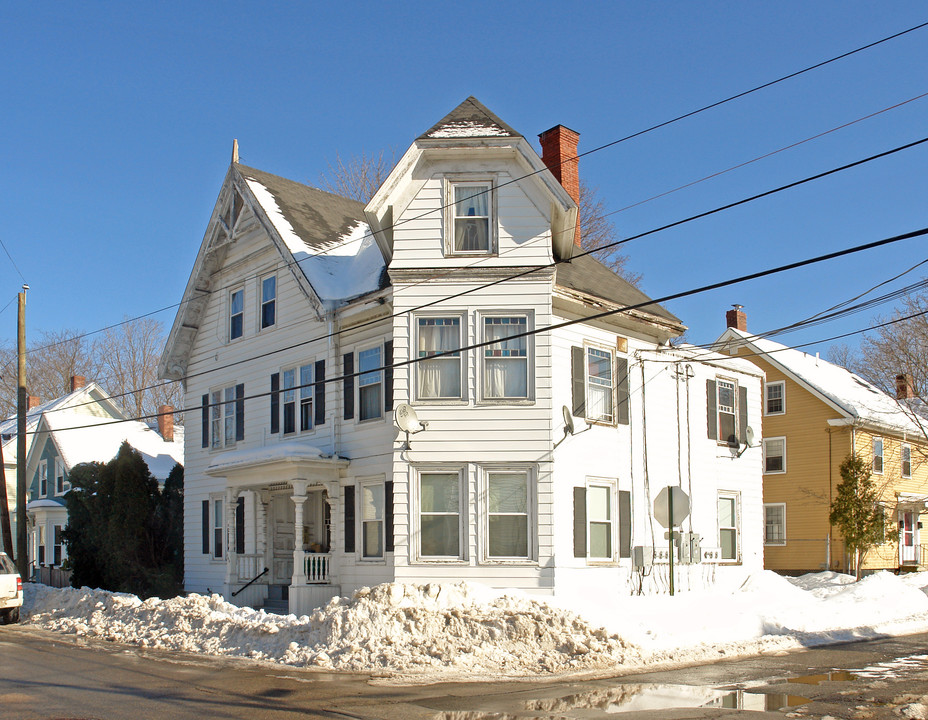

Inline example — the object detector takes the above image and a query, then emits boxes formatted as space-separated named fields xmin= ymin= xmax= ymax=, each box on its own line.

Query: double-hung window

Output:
xmin=417 ymin=317 xmax=462 ymax=400
xmin=482 ymin=315 xmax=529 ymax=400
xmin=261 ymin=275 xmax=276 ymax=329
xmin=418 ymin=471 xmax=461 ymax=559
xmin=360 ymin=480 xmax=384 ymax=559
xmin=716 ymin=379 xmax=737 ymax=446
xmin=212 ymin=497 xmax=224 ymax=559
xmin=281 ymin=364 xmax=314 ymax=434
xmin=53 ymin=525 xmax=63 ymax=566
xmin=718 ymin=492 xmax=740 ymax=561
xmin=763 ymin=437 xmax=786 ymax=474
xmin=451 ymin=182 xmax=492 ymax=254
xmin=39 ymin=460 xmax=48 ymax=497
xmin=764 ymin=503 xmax=786 ymax=545
xmin=210 ymin=386 xmax=238 ymax=448
xmin=586 ymin=346 xmax=615 ymax=423
xmin=487 ymin=470 xmax=530 ymax=560
xmin=299 ymin=364 xmax=314 ymax=431
xmin=873 ymin=437 xmax=884 ymax=474
xmin=55 ymin=459 xmax=65 ymax=495
xmin=229 ymin=288 xmax=244 ymax=340
xmin=903 ymin=444 xmax=912 ymax=478
xmin=358 ymin=346 xmax=383 ymax=421
xmin=587 ymin=482 xmax=613 ymax=560
xmin=765 ymin=381 xmax=784 ymax=415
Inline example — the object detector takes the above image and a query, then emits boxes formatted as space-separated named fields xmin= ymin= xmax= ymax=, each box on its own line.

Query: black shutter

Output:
xmin=706 ymin=379 xmax=717 ymax=440
xmin=571 ymin=346 xmax=586 ymax=418
xmin=616 ymin=357 xmax=630 ymax=425
xmin=235 ymin=383 xmax=245 ymax=442
xmin=235 ymin=496 xmax=245 ymax=554
xmin=384 ymin=340 xmax=394 ymax=413
xmin=343 ymin=485 xmax=355 ymax=554
xmin=385 ymin=480 xmax=394 ymax=552
xmin=618 ymin=490 xmax=631 ymax=558
xmin=201 ymin=394 xmax=209 ymax=448
xmin=201 ymin=500 xmax=210 ymax=554
xmin=270 ymin=373 xmax=280 ymax=434
xmin=343 ymin=352 xmax=355 ymax=420
xmin=738 ymin=385 xmax=749 ymax=443
xmin=573 ymin=487 xmax=587 ymax=558
xmin=315 ymin=359 xmax=326 ymax=426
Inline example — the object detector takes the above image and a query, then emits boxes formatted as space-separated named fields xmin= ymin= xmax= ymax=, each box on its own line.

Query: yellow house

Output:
xmin=717 ymin=309 xmax=928 ymax=575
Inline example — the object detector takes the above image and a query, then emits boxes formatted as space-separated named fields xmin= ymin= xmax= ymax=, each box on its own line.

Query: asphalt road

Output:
xmin=2 ymin=624 xmax=928 ymax=719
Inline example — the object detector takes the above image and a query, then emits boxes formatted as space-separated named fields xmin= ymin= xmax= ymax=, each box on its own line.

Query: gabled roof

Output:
xmin=718 ymin=327 xmax=927 ymax=435
xmin=418 ymin=96 xmax=521 ymax=140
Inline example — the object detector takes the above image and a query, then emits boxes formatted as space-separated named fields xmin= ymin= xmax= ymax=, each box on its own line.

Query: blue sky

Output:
xmin=1 ymin=2 xmax=926 ymax=365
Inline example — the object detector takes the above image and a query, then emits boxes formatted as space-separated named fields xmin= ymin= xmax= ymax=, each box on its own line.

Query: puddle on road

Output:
xmin=788 ymin=670 xmax=859 ymax=685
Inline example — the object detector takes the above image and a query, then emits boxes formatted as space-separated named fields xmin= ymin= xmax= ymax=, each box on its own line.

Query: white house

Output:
xmin=160 ymin=97 xmax=763 ymax=614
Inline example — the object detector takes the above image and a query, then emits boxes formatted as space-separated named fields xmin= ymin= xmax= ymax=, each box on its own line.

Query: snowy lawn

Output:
xmin=20 ymin=571 xmax=928 ymax=681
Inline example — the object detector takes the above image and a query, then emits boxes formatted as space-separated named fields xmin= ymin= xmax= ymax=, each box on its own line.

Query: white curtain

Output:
xmin=454 ymin=185 xmax=489 ymax=251
xmin=484 ymin=319 xmax=526 ymax=398
xmin=418 ymin=319 xmax=460 ymax=398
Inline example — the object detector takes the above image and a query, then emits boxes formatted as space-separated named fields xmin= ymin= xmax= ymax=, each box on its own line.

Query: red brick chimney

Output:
xmin=539 ymin=125 xmax=581 ymax=247
xmin=726 ymin=305 xmax=747 ymax=332
xmin=896 ymin=373 xmax=915 ymax=400
xmin=70 ymin=375 xmax=86 ymax=392
xmin=27 ymin=395 xmax=41 ymax=410
xmin=157 ymin=405 xmax=174 ymax=442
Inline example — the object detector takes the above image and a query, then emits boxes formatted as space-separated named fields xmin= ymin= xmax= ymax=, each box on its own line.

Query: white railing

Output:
xmin=236 ymin=554 xmax=263 ymax=583
xmin=304 ymin=553 xmax=330 ymax=584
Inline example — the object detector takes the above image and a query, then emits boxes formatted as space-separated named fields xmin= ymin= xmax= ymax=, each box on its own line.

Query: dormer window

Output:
xmin=450 ymin=181 xmax=493 ymax=255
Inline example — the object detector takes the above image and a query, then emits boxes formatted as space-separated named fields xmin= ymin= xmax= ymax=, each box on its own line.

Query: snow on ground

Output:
xmin=21 ymin=571 xmax=928 ymax=681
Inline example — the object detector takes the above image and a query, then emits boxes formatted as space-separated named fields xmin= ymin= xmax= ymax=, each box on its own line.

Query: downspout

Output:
xmin=827 ymin=427 xmax=833 ymax=570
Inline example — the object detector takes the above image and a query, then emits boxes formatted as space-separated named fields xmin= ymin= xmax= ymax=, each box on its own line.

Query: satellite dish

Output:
xmin=395 ymin=404 xmax=426 ymax=433
xmin=744 ymin=426 xmax=756 ymax=447
xmin=562 ymin=405 xmax=575 ymax=436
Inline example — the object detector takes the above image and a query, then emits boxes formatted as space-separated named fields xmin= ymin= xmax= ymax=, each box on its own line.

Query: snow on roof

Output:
xmin=426 ymin=121 xmax=513 ymax=138
xmin=725 ymin=328 xmax=925 ymax=433
xmin=245 ymin=178 xmax=385 ymax=306
xmin=205 ymin=441 xmax=331 ymax=475
xmin=649 ymin=343 xmax=765 ymax=377
xmin=44 ymin=410 xmax=183 ymax=480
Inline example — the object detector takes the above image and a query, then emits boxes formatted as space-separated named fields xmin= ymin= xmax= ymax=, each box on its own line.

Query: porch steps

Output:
xmin=261 ymin=584 xmax=289 ymax=615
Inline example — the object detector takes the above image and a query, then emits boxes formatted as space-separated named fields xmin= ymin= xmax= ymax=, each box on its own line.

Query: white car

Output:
xmin=0 ymin=551 xmax=22 ymax=624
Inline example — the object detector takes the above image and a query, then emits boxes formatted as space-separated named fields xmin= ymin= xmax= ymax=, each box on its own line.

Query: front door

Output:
xmin=900 ymin=511 xmax=918 ymax=565
xmin=270 ymin=494 xmax=294 ymax=584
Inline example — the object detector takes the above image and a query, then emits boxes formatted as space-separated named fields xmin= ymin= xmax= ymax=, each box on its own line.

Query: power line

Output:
xmin=33 ymin=225 xmax=928 ymax=435
xmin=0 ymin=237 xmax=27 ymax=285
xmin=17 ymin=21 xmax=928 ymax=361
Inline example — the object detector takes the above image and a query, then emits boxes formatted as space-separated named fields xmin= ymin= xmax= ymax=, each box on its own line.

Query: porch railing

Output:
xmin=236 ymin=554 xmax=264 ymax=583
xmin=304 ymin=553 xmax=330 ymax=584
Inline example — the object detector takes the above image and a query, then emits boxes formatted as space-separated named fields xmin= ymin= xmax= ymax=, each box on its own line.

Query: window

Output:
xmin=212 ymin=497 xmax=224 ymax=559
xmin=260 ymin=275 xmax=276 ymax=329
xmin=358 ymin=346 xmax=383 ymax=421
xmin=418 ymin=471 xmax=461 ymax=559
xmin=587 ymin=483 xmax=613 ymax=560
xmin=873 ymin=437 xmax=884 ymax=474
xmin=765 ymin=381 xmax=785 ymax=415
xmin=718 ymin=492 xmax=740 ymax=561
xmin=53 ymin=525 xmax=63 ymax=566
xmin=280 ymin=364 xmax=314 ymax=435
xmin=55 ymin=459 xmax=65 ymax=495
xmin=763 ymin=437 xmax=786 ymax=474
xmin=487 ymin=470 xmax=530 ymax=559
xmin=360 ymin=480 xmax=384 ymax=559
xmin=716 ymin=379 xmax=737 ymax=446
xmin=229 ymin=288 xmax=244 ymax=340
xmin=764 ymin=503 xmax=786 ymax=545
xmin=417 ymin=317 xmax=462 ymax=400
xmin=586 ymin=346 xmax=614 ymax=423
xmin=903 ymin=444 xmax=912 ymax=478
xmin=451 ymin=182 xmax=492 ymax=254
xmin=208 ymin=385 xmax=243 ymax=449
xmin=39 ymin=460 xmax=47 ymax=497
xmin=482 ymin=315 xmax=529 ymax=400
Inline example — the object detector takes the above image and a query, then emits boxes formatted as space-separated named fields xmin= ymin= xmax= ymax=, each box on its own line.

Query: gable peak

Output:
xmin=418 ymin=96 xmax=522 ymax=141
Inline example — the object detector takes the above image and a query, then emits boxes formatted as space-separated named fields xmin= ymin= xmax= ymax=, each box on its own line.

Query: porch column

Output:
xmin=291 ymin=480 xmax=308 ymax=586
xmin=325 ymin=492 xmax=339 ymax=580
xmin=225 ymin=488 xmax=238 ymax=587
xmin=256 ymin=490 xmax=269 ymax=562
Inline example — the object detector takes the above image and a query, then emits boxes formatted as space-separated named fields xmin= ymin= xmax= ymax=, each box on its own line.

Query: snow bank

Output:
xmin=22 ymin=571 xmax=928 ymax=680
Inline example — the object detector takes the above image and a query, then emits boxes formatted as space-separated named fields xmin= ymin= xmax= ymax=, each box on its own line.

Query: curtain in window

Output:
xmin=454 ymin=185 xmax=489 ymax=252
xmin=488 ymin=472 xmax=528 ymax=557
xmin=420 ymin=473 xmax=459 ymax=556
xmin=484 ymin=317 xmax=527 ymax=398
xmin=418 ymin=318 xmax=460 ymax=398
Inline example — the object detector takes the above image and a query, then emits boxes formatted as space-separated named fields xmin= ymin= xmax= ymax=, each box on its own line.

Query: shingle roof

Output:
xmin=418 ymin=96 xmax=522 ymax=141
xmin=555 ymin=254 xmax=682 ymax=325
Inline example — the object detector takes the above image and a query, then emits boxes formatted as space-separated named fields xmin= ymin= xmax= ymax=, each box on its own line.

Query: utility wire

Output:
xmin=0 ymin=237 xmax=27 ymax=285
xmin=17 ymin=21 xmax=928 ymax=360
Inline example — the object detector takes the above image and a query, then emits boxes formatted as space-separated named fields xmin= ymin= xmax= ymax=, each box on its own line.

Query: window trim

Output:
xmin=229 ymin=287 xmax=244 ymax=341
xmin=280 ymin=362 xmax=315 ymax=436
xmin=477 ymin=310 xmax=534 ymax=404
xmin=586 ymin=478 xmax=617 ymax=564
xmin=445 ymin=177 xmax=497 ymax=257
xmin=764 ymin=380 xmax=785 ymax=416
xmin=873 ymin=437 xmax=884 ymax=475
xmin=208 ymin=384 xmax=240 ymax=450
xmin=414 ymin=313 xmax=466 ymax=403
xmin=718 ymin=491 xmax=741 ymax=563
xmin=259 ymin=273 xmax=277 ymax=331
xmin=763 ymin=502 xmax=787 ymax=546
xmin=357 ymin=343 xmax=385 ymax=423
xmin=358 ymin=476 xmax=386 ymax=561
xmin=902 ymin=443 xmax=912 ymax=478
xmin=715 ymin=377 xmax=739 ymax=447
xmin=481 ymin=465 xmax=536 ymax=564
xmin=763 ymin=436 xmax=787 ymax=474
xmin=39 ymin=459 xmax=48 ymax=497
xmin=54 ymin=458 xmax=67 ymax=496
xmin=584 ymin=343 xmax=616 ymax=425
xmin=414 ymin=467 xmax=466 ymax=563
xmin=210 ymin=494 xmax=225 ymax=561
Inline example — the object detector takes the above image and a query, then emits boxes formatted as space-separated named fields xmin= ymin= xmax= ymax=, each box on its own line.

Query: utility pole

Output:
xmin=15 ymin=285 xmax=27 ymax=578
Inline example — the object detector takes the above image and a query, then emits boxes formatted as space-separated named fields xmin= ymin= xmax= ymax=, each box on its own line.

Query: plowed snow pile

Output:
xmin=22 ymin=571 xmax=928 ymax=679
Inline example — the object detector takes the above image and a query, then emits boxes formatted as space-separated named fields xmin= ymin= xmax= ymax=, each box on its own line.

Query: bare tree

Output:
xmin=578 ymin=180 xmax=642 ymax=288
xmin=855 ymin=291 xmax=928 ymax=399
xmin=827 ymin=342 xmax=859 ymax=373
xmin=316 ymin=150 xmax=396 ymax=204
